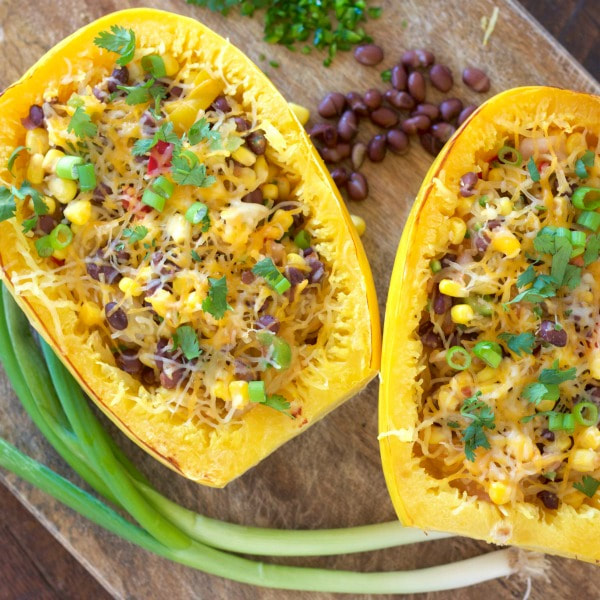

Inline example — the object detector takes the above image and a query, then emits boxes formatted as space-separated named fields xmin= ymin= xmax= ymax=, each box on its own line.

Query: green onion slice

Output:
xmin=153 ymin=176 xmax=175 ymax=199
xmin=577 ymin=210 xmax=600 ymax=232
xmin=527 ymin=157 xmax=540 ymax=182
xmin=473 ymin=341 xmax=502 ymax=368
xmin=141 ymin=55 xmax=167 ymax=78
xmin=49 ymin=224 xmax=73 ymax=250
xmin=294 ymin=230 xmax=311 ymax=250
xmin=549 ymin=412 xmax=575 ymax=433
xmin=429 ymin=259 xmax=442 ymax=274
xmin=142 ymin=188 xmax=166 ymax=212
xmin=271 ymin=336 xmax=292 ymax=370
xmin=248 ymin=381 xmax=266 ymax=404
xmin=252 ymin=257 xmax=291 ymax=294
xmin=77 ymin=163 xmax=96 ymax=191
xmin=34 ymin=235 xmax=54 ymax=257
xmin=555 ymin=227 xmax=570 ymax=239
xmin=573 ymin=402 xmax=599 ymax=427
xmin=446 ymin=346 xmax=471 ymax=371
xmin=572 ymin=187 xmax=600 ymax=211
xmin=575 ymin=159 xmax=589 ymax=179
xmin=497 ymin=146 xmax=522 ymax=166
xmin=571 ymin=230 xmax=586 ymax=247
xmin=185 ymin=202 xmax=209 ymax=225
xmin=56 ymin=156 xmax=84 ymax=180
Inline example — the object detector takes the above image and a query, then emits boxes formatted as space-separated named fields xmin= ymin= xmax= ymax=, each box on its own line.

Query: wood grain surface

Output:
xmin=0 ymin=1 xmax=598 ymax=599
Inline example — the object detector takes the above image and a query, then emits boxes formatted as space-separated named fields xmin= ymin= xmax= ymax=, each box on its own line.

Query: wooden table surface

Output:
xmin=0 ymin=1 xmax=598 ymax=599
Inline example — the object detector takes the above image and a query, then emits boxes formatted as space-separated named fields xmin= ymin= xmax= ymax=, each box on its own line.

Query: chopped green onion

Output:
xmin=34 ymin=235 xmax=53 ymax=257
xmin=571 ymin=246 xmax=585 ymax=258
xmin=472 ymin=341 xmax=502 ymax=368
xmin=555 ymin=227 xmax=570 ymax=239
xmin=248 ymin=380 xmax=266 ymax=404
xmin=572 ymin=187 xmax=600 ymax=211
xmin=497 ymin=146 xmax=522 ymax=167
xmin=252 ymin=257 xmax=291 ymax=294
xmin=539 ymin=226 xmax=556 ymax=236
xmin=548 ymin=412 xmax=575 ymax=433
xmin=271 ymin=336 xmax=291 ymax=370
xmin=571 ymin=230 xmax=586 ymax=247
xmin=49 ymin=224 xmax=73 ymax=250
xmin=142 ymin=188 xmax=166 ymax=212
xmin=380 ymin=69 xmax=391 ymax=82
xmin=273 ymin=277 xmax=291 ymax=294
xmin=429 ymin=259 xmax=442 ymax=274
xmin=153 ymin=175 xmax=175 ymax=199
xmin=185 ymin=202 xmax=209 ymax=224
xmin=478 ymin=196 xmax=488 ymax=207
xmin=446 ymin=346 xmax=471 ymax=371
xmin=465 ymin=296 xmax=493 ymax=317
xmin=76 ymin=163 xmax=96 ymax=191
xmin=56 ymin=156 xmax=84 ymax=180
xmin=294 ymin=230 xmax=311 ymax=250
xmin=141 ymin=55 xmax=167 ymax=78
xmin=577 ymin=210 xmax=600 ymax=232
xmin=575 ymin=159 xmax=589 ymax=179
xmin=573 ymin=402 xmax=599 ymax=427
xmin=527 ymin=157 xmax=540 ymax=182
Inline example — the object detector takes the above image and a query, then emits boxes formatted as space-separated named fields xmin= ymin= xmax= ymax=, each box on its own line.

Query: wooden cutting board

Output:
xmin=0 ymin=0 xmax=598 ymax=598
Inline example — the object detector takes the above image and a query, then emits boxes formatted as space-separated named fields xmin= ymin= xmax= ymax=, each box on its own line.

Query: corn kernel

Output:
xmin=288 ymin=102 xmax=310 ymax=125
xmin=286 ymin=252 xmax=306 ymax=268
xmin=212 ymin=380 xmax=230 ymax=401
xmin=42 ymin=149 xmax=65 ymax=173
xmin=451 ymin=304 xmax=474 ymax=325
xmin=477 ymin=366 xmax=497 ymax=383
xmin=165 ymin=213 xmax=191 ymax=244
xmin=238 ymin=167 xmax=257 ymax=189
xmin=188 ymin=75 xmax=223 ymax=109
xmin=164 ymin=99 xmax=201 ymax=134
xmin=437 ymin=387 xmax=459 ymax=412
xmin=261 ymin=183 xmax=279 ymax=200
xmin=351 ymin=214 xmax=366 ymax=237
xmin=254 ymin=155 xmax=269 ymax=181
xmin=25 ymin=128 xmax=49 ymax=155
xmin=563 ymin=490 xmax=585 ymax=509
xmin=271 ymin=209 xmax=294 ymax=232
xmin=491 ymin=231 xmax=521 ymax=258
xmin=147 ymin=289 xmax=173 ymax=318
xmin=276 ymin=178 xmax=290 ymax=201
xmin=507 ymin=434 xmax=535 ymax=461
xmin=185 ymin=290 xmax=202 ymax=312
xmin=428 ymin=426 xmax=447 ymax=445
xmin=26 ymin=153 xmax=45 ymax=184
xmin=579 ymin=290 xmax=594 ymax=304
xmin=439 ymin=279 xmax=467 ymax=298
xmin=487 ymin=167 xmax=504 ymax=182
xmin=64 ymin=199 xmax=92 ymax=225
xmin=161 ymin=53 xmax=180 ymax=77
xmin=537 ymin=399 xmax=556 ymax=412
xmin=590 ymin=353 xmax=600 ymax=379
xmin=572 ymin=449 xmax=599 ymax=472
xmin=232 ymin=146 xmax=257 ymax=167
xmin=447 ymin=217 xmax=467 ymax=244
xmin=566 ymin=132 xmax=586 ymax=155
xmin=47 ymin=176 xmax=78 ymax=204
xmin=173 ymin=275 xmax=192 ymax=297
xmin=578 ymin=427 xmax=600 ymax=451
xmin=137 ymin=266 xmax=153 ymax=282
xmin=79 ymin=301 xmax=103 ymax=326
xmin=488 ymin=481 xmax=512 ymax=505
xmin=229 ymin=380 xmax=250 ymax=409
xmin=554 ymin=432 xmax=573 ymax=452
xmin=118 ymin=277 xmax=143 ymax=297
xmin=498 ymin=198 xmax=513 ymax=216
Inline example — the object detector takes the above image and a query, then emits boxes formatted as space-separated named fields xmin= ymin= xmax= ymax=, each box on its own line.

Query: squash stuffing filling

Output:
xmin=2 ymin=26 xmax=330 ymax=425
xmin=417 ymin=124 xmax=600 ymax=511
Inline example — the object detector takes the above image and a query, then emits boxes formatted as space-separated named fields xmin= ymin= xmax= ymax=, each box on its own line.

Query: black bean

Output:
xmin=346 ymin=92 xmax=369 ymax=116
xmin=86 ymin=261 xmax=101 ymax=281
xmin=242 ymin=189 xmax=264 ymax=204
xmin=370 ymin=107 xmax=399 ymax=128
xmin=439 ymin=98 xmax=464 ymax=122
xmin=234 ymin=359 xmax=255 ymax=382
xmin=367 ymin=134 xmax=387 ymax=162
xmin=169 ymin=85 xmax=183 ymax=98
xmin=391 ymin=64 xmax=408 ymax=90
xmin=210 ymin=95 xmax=231 ymax=112
xmin=384 ymin=89 xmax=415 ymax=111
xmin=415 ymin=49 xmax=435 ymax=67
xmin=386 ymin=129 xmax=409 ymax=154
xmin=241 ymin=270 xmax=256 ymax=285
xmin=330 ymin=166 xmax=349 ymax=188
xmin=421 ymin=329 xmax=442 ymax=348
xmin=401 ymin=50 xmax=420 ymax=70
xmin=308 ymin=123 xmax=338 ymax=148
xmin=92 ymin=183 xmax=112 ymax=205
xmin=92 ymin=86 xmax=108 ymax=102
xmin=318 ymin=92 xmax=347 ymax=118
xmin=107 ymin=67 xmax=129 ymax=93
xmin=434 ymin=289 xmax=452 ymax=314
xmin=431 ymin=122 xmax=456 ymax=143
xmin=105 ymin=302 xmax=128 ymax=330
xmin=22 ymin=105 xmax=44 ymax=129
xmin=537 ymin=490 xmax=559 ymax=510
xmin=457 ymin=105 xmax=478 ymax=126
xmin=413 ymin=103 xmax=440 ymax=121
xmin=429 ymin=64 xmax=453 ymax=92
xmin=402 ymin=115 xmax=431 ymax=135
xmin=116 ymin=349 xmax=143 ymax=374
xmin=347 ymin=172 xmax=368 ymax=201
xmin=474 ymin=231 xmax=491 ymax=252
xmin=459 ymin=172 xmax=479 ymax=197
xmin=462 ymin=67 xmax=490 ymax=92
xmin=246 ymin=130 xmax=266 ymax=155
xmin=319 ymin=144 xmax=350 ymax=164
xmin=539 ymin=320 xmax=567 ymax=347
xmin=337 ymin=110 xmax=358 ymax=142
xmin=487 ymin=219 xmax=502 ymax=230
xmin=353 ymin=44 xmax=384 ymax=66
xmin=141 ymin=367 xmax=158 ymax=386
xmin=234 ymin=117 xmax=251 ymax=132
xmin=363 ymin=88 xmax=382 ymax=110
xmin=160 ymin=369 xmax=185 ymax=390
xmin=37 ymin=215 xmax=57 ymax=235
xmin=407 ymin=71 xmax=426 ymax=103
xmin=151 ymin=252 xmax=164 ymax=267
xmin=286 ymin=266 xmax=306 ymax=285
xmin=419 ymin=132 xmax=444 ymax=156
xmin=351 ymin=142 xmax=367 ymax=170
xmin=256 ymin=314 xmax=280 ymax=333
xmin=307 ymin=258 xmax=325 ymax=283
xmin=541 ymin=429 xmax=555 ymax=442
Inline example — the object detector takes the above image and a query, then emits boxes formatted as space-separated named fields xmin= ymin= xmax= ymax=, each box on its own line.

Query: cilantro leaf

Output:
xmin=191 ymin=250 xmax=202 ymax=262
xmin=117 ymin=78 xmax=155 ymax=105
xmin=574 ymin=475 xmax=600 ymax=498
xmin=262 ymin=394 xmax=294 ymax=417
xmin=516 ymin=265 xmax=536 ymax=288
xmin=522 ymin=382 xmax=559 ymax=405
xmin=122 ymin=225 xmax=148 ymax=244
xmin=562 ymin=264 xmax=581 ymax=290
xmin=202 ymin=276 xmax=232 ymax=320
xmin=533 ymin=232 xmax=555 ymax=254
xmin=539 ymin=361 xmax=576 ymax=384
xmin=188 ymin=117 xmax=222 ymax=149
xmin=171 ymin=150 xmax=216 ymax=187
xmin=67 ymin=107 xmax=98 ymax=139
xmin=498 ymin=332 xmax=535 ymax=356
xmin=132 ymin=122 xmax=180 ymax=156
xmin=527 ymin=156 xmax=540 ymax=182
xmin=21 ymin=217 xmax=38 ymax=233
xmin=19 ymin=181 xmax=47 ymax=216
xmin=459 ymin=391 xmax=495 ymax=461
xmin=172 ymin=325 xmax=201 ymax=360
xmin=251 ymin=257 xmax=291 ymax=293
xmin=93 ymin=26 xmax=136 ymax=66
xmin=584 ymin=234 xmax=600 ymax=266
xmin=550 ymin=236 xmax=572 ymax=286
xmin=7 ymin=145 xmax=28 ymax=176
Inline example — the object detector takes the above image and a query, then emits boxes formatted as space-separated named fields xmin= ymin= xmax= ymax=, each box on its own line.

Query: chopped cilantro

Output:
xmin=7 ymin=146 xmax=28 ymax=176
xmin=498 ymin=332 xmax=535 ymax=356
xmin=539 ymin=360 xmax=576 ymax=384
xmin=550 ymin=237 xmax=572 ymax=285
xmin=380 ymin=69 xmax=391 ymax=82
xmin=584 ymin=234 xmax=600 ymax=266
xmin=262 ymin=393 xmax=294 ymax=417
xmin=191 ymin=249 xmax=202 ymax=262
xmin=132 ymin=122 xmax=180 ymax=156
xmin=252 ymin=257 xmax=291 ymax=294
xmin=533 ymin=232 xmax=555 ymax=255
xmin=527 ymin=157 xmax=540 ymax=182
xmin=93 ymin=26 xmax=136 ymax=66
xmin=522 ymin=382 xmax=559 ymax=405
xmin=172 ymin=325 xmax=201 ymax=360
xmin=202 ymin=276 xmax=232 ymax=320
xmin=67 ymin=107 xmax=98 ymax=139
xmin=188 ymin=117 xmax=222 ymax=149
xmin=459 ymin=391 xmax=495 ymax=461
xmin=0 ymin=181 xmax=47 ymax=223
xmin=21 ymin=217 xmax=38 ymax=233
xmin=574 ymin=475 xmax=600 ymax=498
xmin=171 ymin=150 xmax=216 ymax=187
xmin=117 ymin=78 xmax=167 ymax=113
xmin=184 ymin=202 xmax=210 ymax=231
xmin=122 ymin=225 xmax=148 ymax=244
xmin=516 ymin=264 xmax=536 ymax=288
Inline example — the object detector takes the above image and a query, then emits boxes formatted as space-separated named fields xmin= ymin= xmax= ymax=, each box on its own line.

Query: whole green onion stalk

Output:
xmin=0 ymin=286 xmax=548 ymax=593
